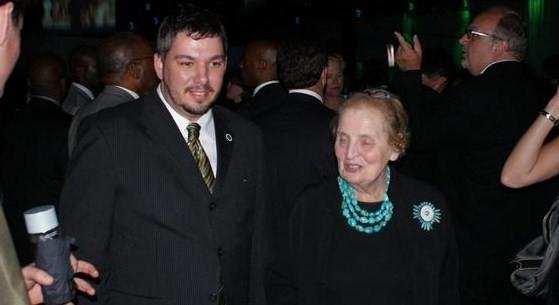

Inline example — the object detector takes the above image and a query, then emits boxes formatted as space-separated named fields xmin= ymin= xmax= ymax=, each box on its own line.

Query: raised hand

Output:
xmin=394 ymin=31 xmax=422 ymax=71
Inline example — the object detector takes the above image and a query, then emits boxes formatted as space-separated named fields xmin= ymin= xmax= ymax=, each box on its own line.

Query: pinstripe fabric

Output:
xmin=187 ymin=123 xmax=215 ymax=192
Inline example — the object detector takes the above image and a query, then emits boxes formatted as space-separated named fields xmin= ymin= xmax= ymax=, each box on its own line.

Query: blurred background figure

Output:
xmin=501 ymin=85 xmax=559 ymax=305
xmin=324 ymin=53 xmax=346 ymax=111
xmin=1 ymin=53 xmax=70 ymax=265
xmin=420 ymin=48 xmax=457 ymax=94
xmin=67 ymin=32 xmax=157 ymax=155
xmin=238 ymin=39 xmax=286 ymax=122
xmin=62 ymin=44 xmax=100 ymax=116
xmin=217 ymin=69 xmax=250 ymax=112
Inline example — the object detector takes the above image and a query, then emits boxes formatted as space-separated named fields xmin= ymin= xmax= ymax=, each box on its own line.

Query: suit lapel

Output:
xmin=141 ymin=91 xmax=211 ymax=199
xmin=212 ymin=107 xmax=233 ymax=196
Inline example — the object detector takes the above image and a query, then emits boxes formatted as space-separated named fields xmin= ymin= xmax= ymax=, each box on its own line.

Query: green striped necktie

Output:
xmin=187 ymin=123 xmax=215 ymax=192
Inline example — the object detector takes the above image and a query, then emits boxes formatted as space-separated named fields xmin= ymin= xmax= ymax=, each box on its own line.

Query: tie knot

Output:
xmin=187 ymin=123 xmax=201 ymax=143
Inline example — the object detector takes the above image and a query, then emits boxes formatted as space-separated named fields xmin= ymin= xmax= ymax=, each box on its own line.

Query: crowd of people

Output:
xmin=1 ymin=1 xmax=559 ymax=305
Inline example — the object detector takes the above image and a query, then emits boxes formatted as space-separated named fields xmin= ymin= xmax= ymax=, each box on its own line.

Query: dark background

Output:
xmin=9 ymin=0 xmax=559 ymax=94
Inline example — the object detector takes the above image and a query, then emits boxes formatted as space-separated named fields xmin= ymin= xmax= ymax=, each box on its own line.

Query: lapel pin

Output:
xmin=225 ymin=133 xmax=233 ymax=142
xmin=413 ymin=201 xmax=441 ymax=231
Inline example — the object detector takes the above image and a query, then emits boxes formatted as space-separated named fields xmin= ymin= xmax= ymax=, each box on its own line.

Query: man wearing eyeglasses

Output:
xmin=67 ymin=32 xmax=158 ymax=155
xmin=394 ymin=6 xmax=555 ymax=305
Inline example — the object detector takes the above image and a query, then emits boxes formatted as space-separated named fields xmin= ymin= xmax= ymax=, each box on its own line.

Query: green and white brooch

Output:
xmin=413 ymin=201 xmax=441 ymax=231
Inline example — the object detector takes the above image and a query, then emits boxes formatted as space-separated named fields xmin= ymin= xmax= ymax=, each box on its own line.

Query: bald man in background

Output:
xmin=238 ymin=39 xmax=287 ymax=123
xmin=68 ymin=32 xmax=157 ymax=155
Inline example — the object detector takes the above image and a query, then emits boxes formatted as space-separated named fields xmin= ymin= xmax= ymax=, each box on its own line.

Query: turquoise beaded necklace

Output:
xmin=337 ymin=166 xmax=394 ymax=234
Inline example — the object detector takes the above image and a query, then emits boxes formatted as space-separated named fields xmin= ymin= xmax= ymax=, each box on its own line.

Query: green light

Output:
xmin=402 ymin=13 xmax=415 ymax=41
xmin=462 ymin=0 xmax=469 ymax=9
xmin=408 ymin=2 xmax=414 ymax=12
xmin=528 ymin=0 xmax=544 ymax=24
xmin=453 ymin=6 xmax=471 ymax=66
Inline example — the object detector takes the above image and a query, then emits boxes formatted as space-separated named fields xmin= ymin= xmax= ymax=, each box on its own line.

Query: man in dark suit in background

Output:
xmin=67 ymin=32 xmax=157 ymax=155
xmin=59 ymin=4 xmax=266 ymax=305
xmin=62 ymin=45 xmax=100 ymax=116
xmin=238 ymin=39 xmax=286 ymax=123
xmin=394 ymin=6 xmax=556 ymax=305
xmin=259 ymin=39 xmax=336 ymax=294
xmin=2 ymin=53 xmax=70 ymax=265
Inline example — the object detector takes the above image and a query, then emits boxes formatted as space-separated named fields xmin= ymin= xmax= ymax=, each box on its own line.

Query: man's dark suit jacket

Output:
xmin=68 ymin=85 xmax=137 ymax=155
xmin=62 ymin=83 xmax=94 ymax=116
xmin=258 ymin=92 xmax=336 ymax=257
xmin=266 ymin=170 xmax=459 ymax=305
xmin=238 ymin=82 xmax=287 ymax=124
xmin=59 ymin=90 xmax=266 ymax=305
xmin=398 ymin=61 xmax=557 ymax=304
xmin=1 ymin=97 xmax=71 ymax=264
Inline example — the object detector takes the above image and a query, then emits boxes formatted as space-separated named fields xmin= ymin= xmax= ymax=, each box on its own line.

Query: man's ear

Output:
xmin=127 ymin=61 xmax=143 ymax=80
xmin=0 ymin=2 xmax=14 ymax=47
xmin=154 ymin=53 xmax=164 ymax=80
xmin=492 ymin=39 xmax=508 ymax=55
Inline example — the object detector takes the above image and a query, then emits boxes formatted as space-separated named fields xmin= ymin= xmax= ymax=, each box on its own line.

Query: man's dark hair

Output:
xmin=277 ymin=38 xmax=327 ymax=89
xmin=490 ymin=7 xmax=527 ymax=60
xmin=422 ymin=48 xmax=457 ymax=81
xmin=98 ymin=32 xmax=150 ymax=78
xmin=156 ymin=3 xmax=227 ymax=57
xmin=0 ymin=0 xmax=25 ymax=21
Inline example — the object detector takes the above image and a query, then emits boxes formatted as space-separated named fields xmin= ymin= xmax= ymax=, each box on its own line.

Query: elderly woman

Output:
xmin=324 ymin=53 xmax=347 ymax=111
xmin=266 ymin=90 xmax=459 ymax=305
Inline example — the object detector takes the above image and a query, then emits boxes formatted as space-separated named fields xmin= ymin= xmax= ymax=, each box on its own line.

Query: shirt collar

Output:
xmin=113 ymin=85 xmax=140 ymax=99
xmin=71 ymin=82 xmax=95 ymax=100
xmin=288 ymin=89 xmax=323 ymax=104
xmin=157 ymin=84 xmax=214 ymax=134
xmin=480 ymin=59 xmax=520 ymax=75
xmin=29 ymin=95 xmax=60 ymax=106
xmin=253 ymin=80 xmax=280 ymax=96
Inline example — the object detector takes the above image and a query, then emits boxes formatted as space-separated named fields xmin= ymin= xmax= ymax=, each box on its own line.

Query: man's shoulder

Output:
xmin=213 ymin=105 xmax=261 ymax=134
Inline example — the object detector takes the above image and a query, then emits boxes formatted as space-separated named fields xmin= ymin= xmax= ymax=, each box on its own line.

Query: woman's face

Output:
xmin=335 ymin=105 xmax=400 ymax=193
xmin=326 ymin=60 xmax=344 ymax=98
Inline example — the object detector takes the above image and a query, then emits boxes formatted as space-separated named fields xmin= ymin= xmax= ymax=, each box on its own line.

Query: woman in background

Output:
xmin=501 ymin=85 xmax=559 ymax=305
xmin=323 ymin=53 xmax=347 ymax=111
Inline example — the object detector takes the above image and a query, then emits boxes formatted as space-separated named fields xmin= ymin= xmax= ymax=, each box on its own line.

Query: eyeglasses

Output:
xmin=464 ymin=29 xmax=503 ymax=41
xmin=361 ymin=88 xmax=395 ymax=100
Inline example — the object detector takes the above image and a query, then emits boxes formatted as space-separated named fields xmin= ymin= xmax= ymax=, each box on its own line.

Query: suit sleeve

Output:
xmin=59 ymin=116 xmax=118 ymax=304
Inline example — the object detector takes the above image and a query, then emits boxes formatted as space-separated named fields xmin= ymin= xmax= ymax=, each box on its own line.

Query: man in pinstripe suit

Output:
xmin=59 ymin=3 xmax=266 ymax=305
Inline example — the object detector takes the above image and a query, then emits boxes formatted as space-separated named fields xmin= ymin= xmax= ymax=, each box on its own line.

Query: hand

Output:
xmin=22 ymin=254 xmax=99 ymax=305
xmin=394 ymin=31 xmax=422 ymax=71
xmin=22 ymin=264 xmax=53 ymax=305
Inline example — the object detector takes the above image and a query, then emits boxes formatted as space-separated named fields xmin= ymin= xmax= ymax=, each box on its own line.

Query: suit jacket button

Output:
xmin=209 ymin=202 xmax=216 ymax=210
xmin=217 ymin=247 xmax=224 ymax=257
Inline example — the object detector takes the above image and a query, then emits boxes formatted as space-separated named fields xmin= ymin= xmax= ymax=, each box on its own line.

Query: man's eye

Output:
xmin=211 ymin=61 xmax=224 ymax=68
xmin=180 ymin=62 xmax=193 ymax=67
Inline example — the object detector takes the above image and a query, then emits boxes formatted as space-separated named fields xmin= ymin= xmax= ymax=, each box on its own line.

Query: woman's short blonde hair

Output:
xmin=333 ymin=89 xmax=410 ymax=156
xmin=328 ymin=53 xmax=346 ymax=71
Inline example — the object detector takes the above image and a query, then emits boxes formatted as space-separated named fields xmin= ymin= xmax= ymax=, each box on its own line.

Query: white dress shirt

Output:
xmin=157 ymin=85 xmax=217 ymax=176
xmin=288 ymin=89 xmax=323 ymax=104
